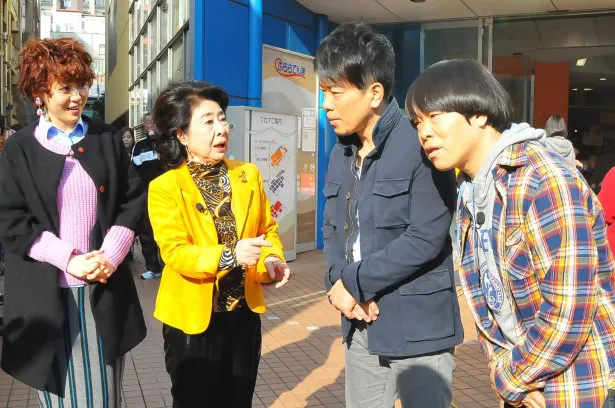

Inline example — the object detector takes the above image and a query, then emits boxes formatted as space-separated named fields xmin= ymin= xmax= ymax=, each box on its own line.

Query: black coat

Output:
xmin=0 ymin=116 xmax=147 ymax=394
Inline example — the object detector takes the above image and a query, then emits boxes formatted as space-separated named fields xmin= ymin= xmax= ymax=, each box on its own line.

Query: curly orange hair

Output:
xmin=18 ymin=37 xmax=95 ymax=104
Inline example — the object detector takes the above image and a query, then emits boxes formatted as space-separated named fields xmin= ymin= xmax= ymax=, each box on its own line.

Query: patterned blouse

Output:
xmin=187 ymin=160 xmax=245 ymax=312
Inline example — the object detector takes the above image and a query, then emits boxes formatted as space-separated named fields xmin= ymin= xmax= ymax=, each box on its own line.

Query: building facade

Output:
xmin=0 ymin=0 xmax=39 ymax=126
xmin=106 ymin=0 xmax=615 ymax=249
xmin=41 ymin=0 xmax=106 ymax=120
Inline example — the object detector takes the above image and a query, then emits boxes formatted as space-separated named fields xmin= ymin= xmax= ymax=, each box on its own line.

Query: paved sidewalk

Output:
xmin=0 ymin=250 xmax=499 ymax=407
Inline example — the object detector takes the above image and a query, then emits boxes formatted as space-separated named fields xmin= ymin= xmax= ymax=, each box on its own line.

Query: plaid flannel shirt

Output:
xmin=457 ymin=142 xmax=615 ymax=406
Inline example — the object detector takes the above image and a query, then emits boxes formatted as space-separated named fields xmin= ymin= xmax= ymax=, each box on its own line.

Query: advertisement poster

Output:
xmin=262 ymin=45 xmax=318 ymax=251
xmin=249 ymin=111 xmax=298 ymax=259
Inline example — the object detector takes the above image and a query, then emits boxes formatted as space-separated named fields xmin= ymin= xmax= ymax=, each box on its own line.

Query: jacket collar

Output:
xmin=337 ymin=97 xmax=403 ymax=154
xmin=491 ymin=142 xmax=530 ymax=183
xmin=174 ymin=159 xmax=255 ymax=238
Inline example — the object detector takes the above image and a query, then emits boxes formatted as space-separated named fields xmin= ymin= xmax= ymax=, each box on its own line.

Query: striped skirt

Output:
xmin=38 ymin=286 xmax=124 ymax=408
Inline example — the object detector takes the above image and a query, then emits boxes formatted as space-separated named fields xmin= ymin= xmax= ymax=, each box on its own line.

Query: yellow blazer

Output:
xmin=148 ymin=159 xmax=285 ymax=334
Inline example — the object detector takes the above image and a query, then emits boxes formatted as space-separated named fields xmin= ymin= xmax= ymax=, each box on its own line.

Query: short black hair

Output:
xmin=545 ymin=115 xmax=568 ymax=139
xmin=314 ymin=22 xmax=395 ymax=99
xmin=406 ymin=59 xmax=514 ymax=133
xmin=153 ymin=80 xmax=229 ymax=169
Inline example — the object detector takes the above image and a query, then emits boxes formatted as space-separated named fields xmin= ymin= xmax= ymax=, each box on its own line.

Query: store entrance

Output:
xmin=492 ymin=14 xmax=615 ymax=191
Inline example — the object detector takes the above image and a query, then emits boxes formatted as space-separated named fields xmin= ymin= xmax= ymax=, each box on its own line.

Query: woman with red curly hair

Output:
xmin=0 ymin=37 xmax=146 ymax=407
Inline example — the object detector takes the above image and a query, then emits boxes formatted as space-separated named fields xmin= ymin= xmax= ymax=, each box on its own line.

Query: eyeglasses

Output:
xmin=53 ymin=85 xmax=90 ymax=97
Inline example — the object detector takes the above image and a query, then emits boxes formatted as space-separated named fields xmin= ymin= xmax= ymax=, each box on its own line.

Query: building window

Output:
xmin=58 ymin=0 xmax=73 ymax=10
xmin=150 ymin=64 xmax=158 ymax=111
xmin=129 ymin=0 xmax=188 ymax=127
xmin=135 ymin=0 xmax=142 ymax=36
xmin=172 ymin=0 xmax=187 ymax=35
xmin=160 ymin=51 xmax=169 ymax=93
xmin=171 ymin=38 xmax=184 ymax=81
xmin=141 ymin=77 xmax=149 ymax=122
xmin=159 ymin=1 xmax=168 ymax=46
xmin=142 ymin=25 xmax=149 ymax=67
xmin=150 ymin=11 xmax=158 ymax=60
xmin=135 ymin=42 xmax=141 ymax=80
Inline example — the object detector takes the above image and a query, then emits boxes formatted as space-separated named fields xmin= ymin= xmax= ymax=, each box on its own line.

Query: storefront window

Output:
xmin=171 ymin=38 xmax=184 ymax=81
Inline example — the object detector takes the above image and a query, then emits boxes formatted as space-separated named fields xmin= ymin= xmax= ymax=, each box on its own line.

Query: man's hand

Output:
xmin=263 ymin=256 xmax=291 ymax=288
xmin=490 ymin=361 xmax=545 ymax=408
xmin=518 ymin=391 xmax=546 ymax=408
xmin=236 ymin=234 xmax=272 ymax=267
xmin=327 ymin=279 xmax=356 ymax=319
xmin=351 ymin=300 xmax=380 ymax=322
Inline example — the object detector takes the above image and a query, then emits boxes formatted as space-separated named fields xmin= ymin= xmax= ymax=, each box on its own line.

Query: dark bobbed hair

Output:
xmin=545 ymin=115 xmax=568 ymax=139
xmin=405 ymin=59 xmax=514 ymax=133
xmin=314 ymin=22 xmax=395 ymax=99
xmin=153 ymin=81 xmax=229 ymax=169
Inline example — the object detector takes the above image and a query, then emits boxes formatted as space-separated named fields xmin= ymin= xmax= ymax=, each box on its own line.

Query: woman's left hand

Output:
xmin=86 ymin=253 xmax=117 ymax=284
xmin=263 ymin=256 xmax=292 ymax=288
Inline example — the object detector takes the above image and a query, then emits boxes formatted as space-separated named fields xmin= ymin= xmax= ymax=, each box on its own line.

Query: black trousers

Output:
xmin=138 ymin=194 xmax=163 ymax=274
xmin=163 ymin=304 xmax=262 ymax=408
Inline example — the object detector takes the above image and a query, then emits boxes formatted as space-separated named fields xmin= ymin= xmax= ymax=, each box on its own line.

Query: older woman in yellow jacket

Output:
xmin=147 ymin=81 xmax=291 ymax=408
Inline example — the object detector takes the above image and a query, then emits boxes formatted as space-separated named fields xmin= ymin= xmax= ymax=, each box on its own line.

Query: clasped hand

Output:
xmin=327 ymin=279 xmax=379 ymax=323
xmin=489 ymin=361 xmax=546 ymax=408
xmin=66 ymin=250 xmax=116 ymax=284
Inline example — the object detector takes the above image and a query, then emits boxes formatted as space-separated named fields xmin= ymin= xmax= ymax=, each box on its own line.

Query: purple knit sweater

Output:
xmin=27 ymin=125 xmax=135 ymax=287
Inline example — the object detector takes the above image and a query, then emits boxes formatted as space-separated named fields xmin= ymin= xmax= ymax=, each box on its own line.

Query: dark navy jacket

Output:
xmin=322 ymin=99 xmax=464 ymax=356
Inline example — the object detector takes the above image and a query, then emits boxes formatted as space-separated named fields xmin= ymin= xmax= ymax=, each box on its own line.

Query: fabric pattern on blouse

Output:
xmin=187 ymin=160 xmax=245 ymax=312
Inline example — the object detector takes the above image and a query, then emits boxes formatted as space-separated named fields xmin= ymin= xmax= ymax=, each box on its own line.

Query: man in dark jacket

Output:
xmin=315 ymin=23 xmax=463 ymax=407
xmin=132 ymin=112 xmax=164 ymax=279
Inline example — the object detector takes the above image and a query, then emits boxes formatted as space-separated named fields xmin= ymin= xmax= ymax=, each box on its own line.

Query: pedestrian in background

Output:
xmin=121 ymin=125 xmax=135 ymax=157
xmin=0 ymin=37 xmax=147 ymax=407
xmin=132 ymin=112 xmax=165 ymax=279
xmin=148 ymin=81 xmax=292 ymax=407
xmin=544 ymin=114 xmax=584 ymax=171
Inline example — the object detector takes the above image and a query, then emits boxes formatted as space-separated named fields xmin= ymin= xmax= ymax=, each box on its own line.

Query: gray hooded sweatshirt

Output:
xmin=459 ymin=123 xmax=575 ymax=344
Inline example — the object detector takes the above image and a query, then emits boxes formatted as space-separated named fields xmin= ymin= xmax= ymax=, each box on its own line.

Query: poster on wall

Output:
xmin=249 ymin=110 xmax=298 ymax=260
xmin=262 ymin=45 xmax=318 ymax=252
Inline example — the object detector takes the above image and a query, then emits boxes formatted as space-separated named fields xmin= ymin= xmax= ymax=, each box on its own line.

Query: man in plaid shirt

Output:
xmin=406 ymin=59 xmax=615 ymax=408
